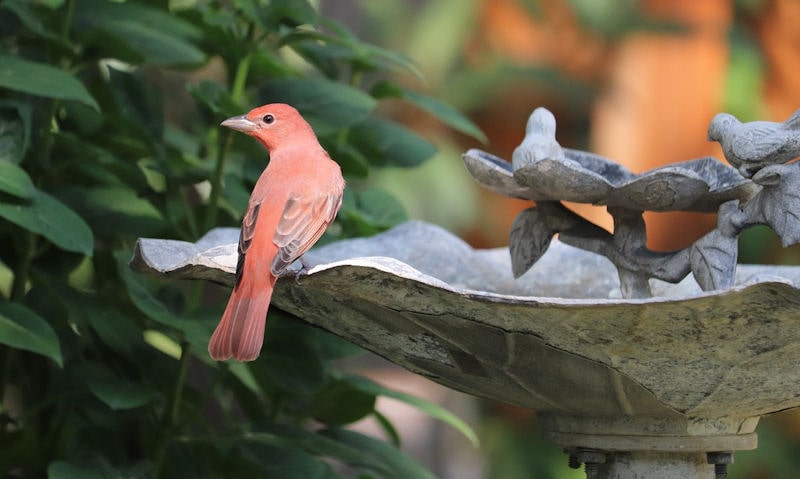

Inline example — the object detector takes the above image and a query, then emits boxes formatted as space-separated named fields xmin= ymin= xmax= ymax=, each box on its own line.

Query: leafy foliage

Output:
xmin=0 ymin=0 xmax=482 ymax=476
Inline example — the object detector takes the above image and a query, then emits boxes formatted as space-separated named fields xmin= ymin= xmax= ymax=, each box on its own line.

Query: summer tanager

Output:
xmin=209 ymin=103 xmax=345 ymax=361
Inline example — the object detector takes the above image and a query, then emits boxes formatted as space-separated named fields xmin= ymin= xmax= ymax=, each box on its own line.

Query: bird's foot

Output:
xmin=293 ymin=257 xmax=312 ymax=285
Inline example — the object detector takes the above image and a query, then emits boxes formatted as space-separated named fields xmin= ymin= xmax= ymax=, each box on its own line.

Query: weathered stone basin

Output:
xmin=132 ymin=220 xmax=800 ymax=475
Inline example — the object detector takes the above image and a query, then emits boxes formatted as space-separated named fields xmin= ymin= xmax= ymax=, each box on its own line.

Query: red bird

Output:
xmin=209 ymin=104 xmax=345 ymax=361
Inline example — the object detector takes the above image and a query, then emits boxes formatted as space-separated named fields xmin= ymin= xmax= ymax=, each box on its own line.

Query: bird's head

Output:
xmin=707 ymin=113 xmax=736 ymax=142
xmin=221 ymin=103 xmax=314 ymax=151
xmin=525 ymin=107 xmax=557 ymax=136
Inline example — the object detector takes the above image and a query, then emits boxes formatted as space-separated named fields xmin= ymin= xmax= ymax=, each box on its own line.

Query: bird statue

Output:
xmin=707 ymin=107 xmax=800 ymax=178
xmin=512 ymin=107 xmax=566 ymax=172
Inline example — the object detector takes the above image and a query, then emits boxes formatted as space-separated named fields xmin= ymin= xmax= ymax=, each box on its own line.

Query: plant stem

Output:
xmin=154 ymin=340 xmax=192 ymax=476
xmin=0 ymin=347 xmax=12 ymax=417
xmin=204 ymin=52 xmax=252 ymax=233
xmin=204 ymin=130 xmax=232 ymax=232
xmin=230 ymin=53 xmax=252 ymax=104
xmin=60 ymin=0 xmax=75 ymax=44
xmin=169 ymin=342 xmax=191 ymax=426
xmin=181 ymin=186 xmax=199 ymax=240
xmin=15 ymin=4 xmax=69 ymax=297
xmin=350 ymin=69 xmax=363 ymax=89
xmin=179 ymin=364 xmax=228 ymax=430
xmin=10 ymin=231 xmax=36 ymax=302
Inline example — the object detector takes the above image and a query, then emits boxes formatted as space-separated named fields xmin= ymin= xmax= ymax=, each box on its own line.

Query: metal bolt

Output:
xmin=567 ymin=453 xmax=581 ymax=469
xmin=707 ymin=451 xmax=733 ymax=479
xmin=575 ymin=450 xmax=606 ymax=479
xmin=584 ymin=461 xmax=601 ymax=479
xmin=563 ymin=448 xmax=607 ymax=477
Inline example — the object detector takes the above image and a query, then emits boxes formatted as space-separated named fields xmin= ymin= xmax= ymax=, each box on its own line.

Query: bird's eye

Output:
xmin=263 ymin=114 xmax=275 ymax=124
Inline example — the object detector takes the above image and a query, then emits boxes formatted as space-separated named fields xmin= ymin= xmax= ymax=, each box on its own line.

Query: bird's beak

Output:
xmin=221 ymin=115 xmax=258 ymax=133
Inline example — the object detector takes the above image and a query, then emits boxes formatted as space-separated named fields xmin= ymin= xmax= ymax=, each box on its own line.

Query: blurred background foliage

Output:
xmin=2 ymin=0 xmax=800 ymax=478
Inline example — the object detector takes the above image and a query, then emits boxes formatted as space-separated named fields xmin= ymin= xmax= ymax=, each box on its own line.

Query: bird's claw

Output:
xmin=293 ymin=257 xmax=312 ymax=285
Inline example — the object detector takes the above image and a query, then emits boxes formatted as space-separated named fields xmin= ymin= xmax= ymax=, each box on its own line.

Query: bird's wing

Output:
xmin=740 ymin=123 xmax=787 ymax=155
xmin=784 ymin=108 xmax=800 ymax=130
xmin=234 ymin=201 xmax=261 ymax=288
xmin=270 ymin=192 xmax=343 ymax=275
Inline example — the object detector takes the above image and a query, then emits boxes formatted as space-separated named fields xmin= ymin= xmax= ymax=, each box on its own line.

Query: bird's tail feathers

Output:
xmin=209 ymin=277 xmax=276 ymax=361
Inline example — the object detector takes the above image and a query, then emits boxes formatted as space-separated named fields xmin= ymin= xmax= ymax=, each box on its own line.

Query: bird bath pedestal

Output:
xmin=131 ymin=108 xmax=800 ymax=479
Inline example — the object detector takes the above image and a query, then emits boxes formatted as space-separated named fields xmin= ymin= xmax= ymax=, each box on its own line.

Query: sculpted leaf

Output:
xmin=690 ymin=229 xmax=738 ymax=291
xmin=509 ymin=207 xmax=555 ymax=278
xmin=462 ymin=149 xmax=531 ymax=199
xmin=614 ymin=171 xmax=707 ymax=212
xmin=746 ymin=164 xmax=800 ymax=246
xmin=513 ymin=158 xmax=614 ymax=203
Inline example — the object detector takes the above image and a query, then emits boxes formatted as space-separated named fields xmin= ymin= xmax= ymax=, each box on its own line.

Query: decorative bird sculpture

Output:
xmin=708 ymin=108 xmax=800 ymax=178
xmin=209 ymin=104 xmax=345 ymax=361
xmin=512 ymin=107 xmax=566 ymax=171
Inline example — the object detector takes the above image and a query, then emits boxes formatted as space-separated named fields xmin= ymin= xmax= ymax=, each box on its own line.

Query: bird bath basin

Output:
xmin=132 ymin=220 xmax=800 ymax=479
xmin=132 ymin=106 xmax=800 ymax=478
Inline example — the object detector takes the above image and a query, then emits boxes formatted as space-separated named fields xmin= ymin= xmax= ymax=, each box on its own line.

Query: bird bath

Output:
xmin=131 ymin=107 xmax=800 ymax=478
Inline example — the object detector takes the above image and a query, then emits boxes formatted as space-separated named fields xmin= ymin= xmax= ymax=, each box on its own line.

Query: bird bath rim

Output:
xmin=130 ymin=221 xmax=800 ymax=456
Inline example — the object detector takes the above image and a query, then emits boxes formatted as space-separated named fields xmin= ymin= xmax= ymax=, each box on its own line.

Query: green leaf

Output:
xmin=340 ymin=188 xmax=408 ymax=237
xmin=321 ymin=429 xmax=436 ymax=479
xmin=114 ymin=250 xmax=209 ymax=343
xmin=355 ymin=188 xmax=408 ymax=229
xmin=373 ymin=410 xmax=401 ymax=447
xmin=68 ymin=294 xmax=143 ymax=354
xmin=371 ymin=81 xmax=487 ymax=143
xmin=0 ymin=428 xmax=37 ymax=467
xmin=0 ymin=302 xmax=63 ymax=367
xmin=115 ymin=249 xmax=177 ymax=323
xmin=87 ymin=370 xmax=157 ymax=410
xmin=258 ymin=78 xmax=376 ymax=136
xmin=1 ymin=0 xmax=63 ymax=42
xmin=342 ymin=375 xmax=479 ymax=448
xmin=310 ymin=378 xmax=376 ymax=426
xmin=107 ymin=67 xmax=165 ymax=143
xmin=187 ymin=80 xmax=241 ymax=118
xmin=258 ymin=336 xmax=328 ymax=396
xmin=227 ymin=361 xmax=261 ymax=394
xmin=0 ymin=107 xmax=29 ymax=164
xmin=288 ymin=41 xmax=345 ymax=80
xmin=73 ymin=0 xmax=205 ymax=66
xmin=266 ymin=316 xmax=362 ymax=360
xmin=48 ymin=461 xmax=103 ymax=479
xmin=0 ymin=190 xmax=93 ymax=256
xmin=61 ymin=186 xmax=165 ymax=237
xmin=322 ymin=140 xmax=370 ymax=178
xmin=238 ymin=426 xmax=420 ymax=479
xmin=52 ymin=131 xmax=149 ymax=190
xmin=244 ymin=443 xmax=330 ymax=479
xmin=350 ymin=118 xmax=436 ymax=168
xmin=303 ymin=327 xmax=363 ymax=360
xmin=0 ymin=162 xmax=34 ymax=199
xmin=0 ymin=54 xmax=99 ymax=110
xmin=247 ymin=0 xmax=317 ymax=30
xmin=284 ymin=21 xmax=424 ymax=81
xmin=53 ymin=461 xmax=154 ymax=479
